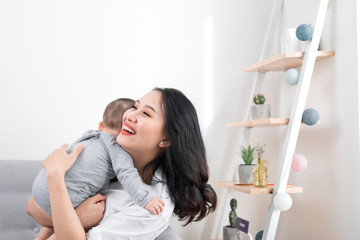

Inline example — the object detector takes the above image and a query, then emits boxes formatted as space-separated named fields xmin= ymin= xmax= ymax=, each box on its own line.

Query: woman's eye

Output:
xmin=143 ymin=112 xmax=150 ymax=117
xmin=132 ymin=105 xmax=137 ymax=109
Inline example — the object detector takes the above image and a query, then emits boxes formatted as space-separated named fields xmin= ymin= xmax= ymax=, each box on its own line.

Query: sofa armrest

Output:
xmin=0 ymin=160 xmax=181 ymax=240
xmin=0 ymin=160 xmax=43 ymax=239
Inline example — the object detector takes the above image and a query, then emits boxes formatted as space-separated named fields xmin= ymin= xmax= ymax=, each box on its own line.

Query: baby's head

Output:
xmin=101 ymin=98 xmax=135 ymax=135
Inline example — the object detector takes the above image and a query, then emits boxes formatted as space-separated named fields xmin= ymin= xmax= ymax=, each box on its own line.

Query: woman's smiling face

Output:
xmin=116 ymin=90 xmax=167 ymax=162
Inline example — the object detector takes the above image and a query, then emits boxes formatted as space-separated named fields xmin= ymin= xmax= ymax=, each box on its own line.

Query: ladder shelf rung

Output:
xmin=243 ymin=50 xmax=335 ymax=72
xmin=227 ymin=118 xmax=290 ymax=128
xmin=214 ymin=181 xmax=303 ymax=195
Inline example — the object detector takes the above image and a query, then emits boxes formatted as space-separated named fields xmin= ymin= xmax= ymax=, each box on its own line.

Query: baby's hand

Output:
xmin=145 ymin=197 xmax=165 ymax=215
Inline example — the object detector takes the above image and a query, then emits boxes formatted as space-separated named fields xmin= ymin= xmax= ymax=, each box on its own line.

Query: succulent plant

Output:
xmin=229 ymin=198 xmax=237 ymax=228
xmin=240 ymin=145 xmax=256 ymax=165
xmin=253 ymin=94 xmax=266 ymax=105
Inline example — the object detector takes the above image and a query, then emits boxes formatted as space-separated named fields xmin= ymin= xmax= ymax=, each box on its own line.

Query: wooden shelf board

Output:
xmin=243 ymin=51 xmax=335 ymax=72
xmin=214 ymin=181 xmax=303 ymax=195
xmin=227 ymin=118 xmax=290 ymax=128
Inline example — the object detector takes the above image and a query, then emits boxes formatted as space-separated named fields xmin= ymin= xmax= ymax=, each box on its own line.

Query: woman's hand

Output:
xmin=43 ymin=144 xmax=83 ymax=177
xmin=75 ymin=194 xmax=107 ymax=230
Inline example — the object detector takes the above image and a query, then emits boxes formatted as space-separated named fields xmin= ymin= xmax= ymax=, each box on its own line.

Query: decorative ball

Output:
xmin=302 ymin=108 xmax=319 ymax=126
xmin=296 ymin=24 xmax=313 ymax=41
xmin=291 ymin=154 xmax=308 ymax=172
xmin=255 ymin=230 xmax=263 ymax=240
xmin=285 ymin=68 xmax=300 ymax=85
xmin=273 ymin=193 xmax=292 ymax=211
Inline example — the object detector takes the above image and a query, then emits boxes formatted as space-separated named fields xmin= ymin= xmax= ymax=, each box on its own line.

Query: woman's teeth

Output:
xmin=123 ymin=126 xmax=135 ymax=134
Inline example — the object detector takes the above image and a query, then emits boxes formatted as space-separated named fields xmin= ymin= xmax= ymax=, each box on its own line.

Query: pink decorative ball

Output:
xmin=291 ymin=154 xmax=308 ymax=172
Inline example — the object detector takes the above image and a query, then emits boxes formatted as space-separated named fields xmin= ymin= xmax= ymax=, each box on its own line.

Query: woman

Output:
xmin=41 ymin=88 xmax=217 ymax=239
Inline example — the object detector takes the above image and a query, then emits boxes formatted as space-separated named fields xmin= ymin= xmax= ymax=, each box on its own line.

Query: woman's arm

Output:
xmin=43 ymin=144 xmax=86 ymax=240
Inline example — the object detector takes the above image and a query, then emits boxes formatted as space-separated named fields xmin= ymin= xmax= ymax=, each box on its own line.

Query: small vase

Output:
xmin=253 ymin=158 xmax=268 ymax=187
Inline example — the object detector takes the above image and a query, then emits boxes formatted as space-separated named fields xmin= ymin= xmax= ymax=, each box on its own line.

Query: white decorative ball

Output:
xmin=285 ymin=68 xmax=300 ymax=85
xmin=273 ymin=193 xmax=292 ymax=211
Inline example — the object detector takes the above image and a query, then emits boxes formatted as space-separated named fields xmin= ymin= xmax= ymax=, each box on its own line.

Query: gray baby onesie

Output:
xmin=32 ymin=130 xmax=153 ymax=215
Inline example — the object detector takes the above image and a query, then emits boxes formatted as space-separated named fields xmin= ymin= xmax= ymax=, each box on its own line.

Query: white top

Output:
xmin=87 ymin=169 xmax=175 ymax=240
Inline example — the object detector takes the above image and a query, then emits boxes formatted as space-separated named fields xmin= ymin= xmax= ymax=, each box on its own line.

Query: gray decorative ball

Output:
xmin=302 ymin=108 xmax=319 ymax=126
xmin=255 ymin=230 xmax=264 ymax=240
xmin=296 ymin=24 xmax=313 ymax=41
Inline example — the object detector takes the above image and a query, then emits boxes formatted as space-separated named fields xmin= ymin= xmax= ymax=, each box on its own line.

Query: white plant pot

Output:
xmin=223 ymin=226 xmax=253 ymax=240
xmin=223 ymin=226 xmax=238 ymax=240
xmin=251 ymin=104 xmax=271 ymax=119
xmin=238 ymin=164 xmax=256 ymax=184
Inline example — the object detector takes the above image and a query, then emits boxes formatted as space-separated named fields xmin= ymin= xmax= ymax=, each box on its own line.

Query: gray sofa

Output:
xmin=0 ymin=160 xmax=181 ymax=240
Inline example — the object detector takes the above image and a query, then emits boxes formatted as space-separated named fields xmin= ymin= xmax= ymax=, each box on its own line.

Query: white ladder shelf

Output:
xmin=211 ymin=0 xmax=333 ymax=239
xmin=263 ymin=0 xmax=330 ymax=239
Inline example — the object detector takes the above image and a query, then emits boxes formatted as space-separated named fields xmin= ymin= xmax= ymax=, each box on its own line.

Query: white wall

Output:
xmin=1 ymin=0 xmax=359 ymax=239
xmin=0 ymin=0 xmax=211 ymax=160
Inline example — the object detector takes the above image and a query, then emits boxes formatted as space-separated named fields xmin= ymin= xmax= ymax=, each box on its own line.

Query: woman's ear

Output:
xmin=159 ymin=139 xmax=171 ymax=148
xmin=98 ymin=121 xmax=103 ymax=131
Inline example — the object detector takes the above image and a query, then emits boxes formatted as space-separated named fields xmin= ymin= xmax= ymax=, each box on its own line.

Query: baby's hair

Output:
xmin=103 ymin=98 xmax=135 ymax=130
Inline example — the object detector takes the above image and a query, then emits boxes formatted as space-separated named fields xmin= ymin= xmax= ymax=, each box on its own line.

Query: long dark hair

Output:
xmin=143 ymin=87 xmax=217 ymax=225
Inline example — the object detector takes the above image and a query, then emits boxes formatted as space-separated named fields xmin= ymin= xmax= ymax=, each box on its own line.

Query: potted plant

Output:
xmin=251 ymin=93 xmax=271 ymax=119
xmin=253 ymin=143 xmax=269 ymax=187
xmin=223 ymin=198 xmax=239 ymax=240
xmin=238 ymin=145 xmax=256 ymax=184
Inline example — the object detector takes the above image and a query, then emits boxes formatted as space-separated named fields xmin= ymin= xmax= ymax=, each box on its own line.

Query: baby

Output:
xmin=27 ymin=98 xmax=164 ymax=238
